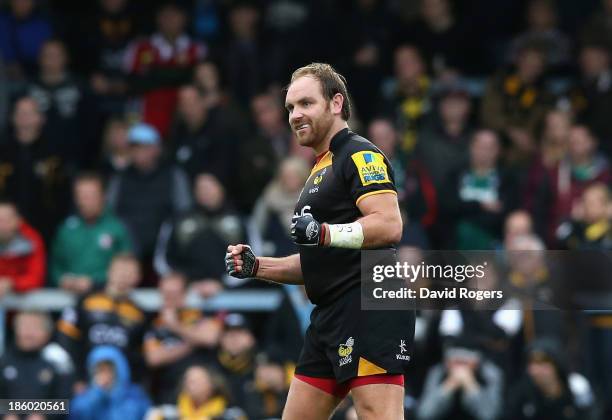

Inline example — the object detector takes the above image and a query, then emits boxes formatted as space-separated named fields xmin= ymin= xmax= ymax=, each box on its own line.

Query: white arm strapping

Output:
xmin=327 ymin=222 xmax=364 ymax=249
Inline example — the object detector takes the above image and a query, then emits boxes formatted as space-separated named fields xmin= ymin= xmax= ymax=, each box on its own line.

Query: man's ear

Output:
xmin=331 ymin=93 xmax=344 ymax=116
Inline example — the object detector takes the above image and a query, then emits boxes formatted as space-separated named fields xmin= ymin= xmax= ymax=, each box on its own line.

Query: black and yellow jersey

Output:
xmin=56 ymin=291 xmax=147 ymax=379
xmin=294 ymin=128 xmax=397 ymax=305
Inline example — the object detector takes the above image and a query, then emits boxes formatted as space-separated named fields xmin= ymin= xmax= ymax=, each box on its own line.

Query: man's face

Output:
xmin=194 ymin=174 xmax=224 ymax=210
xmin=528 ymin=355 xmax=559 ymax=389
xmin=583 ymin=187 xmax=610 ymax=223
xmin=470 ymin=131 xmax=500 ymax=169
xmin=368 ymin=120 xmax=397 ymax=158
xmin=286 ymin=76 xmax=335 ymax=149
xmin=440 ymin=95 xmax=471 ymax=123
xmin=252 ymin=94 xmax=283 ymax=132
xmin=517 ymin=49 xmax=545 ymax=83
xmin=178 ymin=87 xmax=207 ymax=124
xmin=40 ymin=42 xmax=67 ymax=74
xmin=130 ymin=144 xmax=160 ymax=170
xmin=580 ymin=47 xmax=609 ymax=78
xmin=11 ymin=0 xmax=33 ymax=19
xmin=107 ymin=259 xmax=140 ymax=296
xmin=160 ymin=276 xmax=186 ymax=309
xmin=0 ymin=205 xmax=19 ymax=243
xmin=13 ymin=98 xmax=44 ymax=139
xmin=157 ymin=7 xmax=185 ymax=38
xmin=394 ymin=47 xmax=424 ymax=83
xmin=568 ymin=127 xmax=595 ymax=161
xmin=220 ymin=328 xmax=255 ymax=355
xmin=544 ymin=111 xmax=570 ymax=145
xmin=504 ymin=212 xmax=533 ymax=245
xmin=15 ymin=313 xmax=50 ymax=352
xmin=75 ymin=180 xmax=104 ymax=220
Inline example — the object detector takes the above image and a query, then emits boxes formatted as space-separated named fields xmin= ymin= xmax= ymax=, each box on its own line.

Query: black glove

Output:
xmin=225 ymin=245 xmax=259 ymax=278
xmin=291 ymin=214 xmax=326 ymax=246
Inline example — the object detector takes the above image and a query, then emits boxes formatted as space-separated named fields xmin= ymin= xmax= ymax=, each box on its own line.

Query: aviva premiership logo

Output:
xmin=338 ymin=337 xmax=354 ymax=366
xmin=351 ymin=151 xmax=389 ymax=186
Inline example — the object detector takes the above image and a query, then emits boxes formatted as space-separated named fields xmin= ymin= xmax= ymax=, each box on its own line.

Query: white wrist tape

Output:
xmin=328 ymin=222 xmax=364 ymax=249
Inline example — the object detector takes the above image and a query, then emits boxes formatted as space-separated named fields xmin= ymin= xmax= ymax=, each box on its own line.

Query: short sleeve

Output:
xmin=343 ymin=148 xmax=397 ymax=205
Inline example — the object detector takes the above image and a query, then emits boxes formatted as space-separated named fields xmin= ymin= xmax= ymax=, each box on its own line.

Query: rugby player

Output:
xmin=226 ymin=63 xmax=414 ymax=419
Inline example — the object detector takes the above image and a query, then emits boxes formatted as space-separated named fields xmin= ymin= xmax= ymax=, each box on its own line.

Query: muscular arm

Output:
xmin=356 ymin=192 xmax=403 ymax=248
xmin=257 ymin=253 xmax=304 ymax=285
xmin=226 ymin=245 xmax=304 ymax=285
xmin=320 ymin=192 xmax=402 ymax=249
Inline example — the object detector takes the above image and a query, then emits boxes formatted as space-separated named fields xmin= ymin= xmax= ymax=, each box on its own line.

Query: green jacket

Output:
xmin=50 ymin=209 xmax=132 ymax=286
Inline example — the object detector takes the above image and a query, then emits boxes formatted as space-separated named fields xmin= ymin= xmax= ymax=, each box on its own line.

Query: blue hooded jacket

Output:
xmin=70 ymin=345 xmax=150 ymax=420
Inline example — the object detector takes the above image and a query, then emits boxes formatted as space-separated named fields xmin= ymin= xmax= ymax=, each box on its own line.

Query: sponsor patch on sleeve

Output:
xmin=351 ymin=151 xmax=390 ymax=186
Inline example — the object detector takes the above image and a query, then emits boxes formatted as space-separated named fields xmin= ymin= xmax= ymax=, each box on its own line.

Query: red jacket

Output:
xmin=0 ymin=222 xmax=46 ymax=292
xmin=124 ymin=33 xmax=206 ymax=137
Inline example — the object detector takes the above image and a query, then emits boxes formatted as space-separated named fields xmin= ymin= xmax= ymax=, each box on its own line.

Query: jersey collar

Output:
xmin=329 ymin=128 xmax=350 ymax=153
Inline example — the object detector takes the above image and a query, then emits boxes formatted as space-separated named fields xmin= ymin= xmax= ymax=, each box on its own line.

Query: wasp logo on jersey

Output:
xmin=351 ymin=151 xmax=389 ymax=186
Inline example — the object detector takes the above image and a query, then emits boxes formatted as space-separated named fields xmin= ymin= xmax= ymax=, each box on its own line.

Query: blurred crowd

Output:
xmin=1 ymin=0 xmax=612 ymax=418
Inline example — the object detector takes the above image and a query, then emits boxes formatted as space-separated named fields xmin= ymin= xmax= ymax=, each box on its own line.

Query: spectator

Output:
xmin=26 ymin=39 xmax=90 ymax=168
xmin=168 ymin=84 xmax=240 ymax=188
xmin=416 ymin=336 xmax=504 ymax=420
xmin=0 ymin=200 xmax=45 ymax=295
xmin=416 ymin=82 xmax=473 ymax=190
xmin=243 ymin=353 xmax=291 ymax=419
xmin=580 ymin=0 xmax=612 ymax=51
xmin=50 ymin=172 xmax=132 ymax=293
xmin=107 ymin=123 xmax=192 ymax=267
xmin=144 ymin=272 xmax=222 ymax=404
xmin=98 ymin=117 xmax=131 ymax=178
xmin=0 ymin=96 xmax=71 ymax=242
xmin=56 ymin=253 xmax=147 ymax=383
xmin=379 ymin=45 xmax=432 ymax=155
xmin=234 ymin=91 xmax=286 ymax=212
xmin=70 ymin=345 xmax=151 ymax=420
xmin=440 ymin=130 xmax=517 ymax=249
xmin=481 ymin=45 xmax=553 ymax=156
xmin=505 ymin=338 xmax=596 ymax=420
xmin=504 ymin=234 xmax=566 ymax=345
xmin=335 ymin=0 xmax=397 ymax=123
xmin=507 ymin=0 xmax=571 ymax=70
xmin=84 ymin=0 xmax=136 ymax=113
xmin=0 ymin=0 xmax=53 ymax=80
xmin=214 ymin=313 xmax=257 ymax=405
xmin=158 ymin=365 xmax=242 ymax=420
xmin=252 ymin=157 xmax=309 ymax=257
xmin=557 ymin=182 xmax=612 ymax=250
xmin=369 ymin=117 xmax=437 ymax=233
xmin=399 ymin=0 xmax=481 ymax=76
xmin=155 ymin=173 xmax=245 ymax=296
xmin=223 ymin=1 xmax=265 ymax=108
xmin=503 ymin=209 xmax=535 ymax=250
xmin=567 ymin=43 xmax=612 ymax=157
xmin=544 ymin=125 xmax=611 ymax=243
xmin=124 ymin=2 xmax=206 ymax=137
xmin=0 ymin=311 xmax=62 ymax=400
xmin=523 ymin=110 xmax=572 ymax=239
xmin=0 ymin=57 xmax=7 ymax=134
xmin=368 ymin=118 xmax=406 ymax=191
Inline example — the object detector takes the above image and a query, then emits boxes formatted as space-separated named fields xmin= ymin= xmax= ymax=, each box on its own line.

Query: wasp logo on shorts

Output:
xmin=351 ymin=151 xmax=389 ymax=186
xmin=338 ymin=337 xmax=354 ymax=366
xmin=396 ymin=340 xmax=411 ymax=361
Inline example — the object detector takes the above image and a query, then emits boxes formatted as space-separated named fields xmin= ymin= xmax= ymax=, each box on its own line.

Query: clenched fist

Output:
xmin=225 ymin=244 xmax=259 ymax=278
